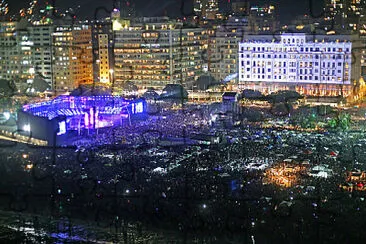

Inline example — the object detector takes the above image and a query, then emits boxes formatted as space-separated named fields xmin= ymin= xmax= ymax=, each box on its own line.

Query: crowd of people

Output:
xmin=71 ymin=105 xmax=212 ymax=148
xmin=1 ymin=102 xmax=366 ymax=242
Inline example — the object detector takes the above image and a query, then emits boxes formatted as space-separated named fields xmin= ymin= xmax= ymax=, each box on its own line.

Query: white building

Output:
xmin=28 ymin=25 xmax=54 ymax=86
xmin=238 ymin=33 xmax=358 ymax=97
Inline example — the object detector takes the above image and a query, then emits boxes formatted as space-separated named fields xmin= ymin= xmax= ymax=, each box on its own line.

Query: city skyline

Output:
xmin=0 ymin=0 xmax=365 ymax=94
xmin=1 ymin=1 xmax=366 ymax=243
xmin=7 ymin=0 xmax=322 ymax=23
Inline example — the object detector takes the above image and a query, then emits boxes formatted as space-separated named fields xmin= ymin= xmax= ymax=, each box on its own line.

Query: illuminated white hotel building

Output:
xmin=239 ymin=33 xmax=360 ymax=97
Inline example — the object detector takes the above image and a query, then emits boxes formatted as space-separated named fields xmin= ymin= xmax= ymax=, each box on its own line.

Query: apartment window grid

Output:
xmin=239 ymin=35 xmax=352 ymax=85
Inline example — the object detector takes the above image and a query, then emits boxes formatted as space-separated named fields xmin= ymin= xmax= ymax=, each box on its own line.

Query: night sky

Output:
xmin=8 ymin=0 xmax=322 ymax=23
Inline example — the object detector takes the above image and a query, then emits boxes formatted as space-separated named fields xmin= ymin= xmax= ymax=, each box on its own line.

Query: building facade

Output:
xmin=238 ymin=33 xmax=360 ymax=97
xmin=206 ymin=3 xmax=279 ymax=85
xmin=0 ymin=21 xmax=34 ymax=88
xmin=98 ymin=34 xmax=111 ymax=83
xmin=91 ymin=20 xmax=113 ymax=84
xmin=52 ymin=25 xmax=93 ymax=92
xmin=28 ymin=24 xmax=54 ymax=86
xmin=113 ymin=17 xmax=207 ymax=91
xmin=209 ymin=16 xmax=256 ymax=83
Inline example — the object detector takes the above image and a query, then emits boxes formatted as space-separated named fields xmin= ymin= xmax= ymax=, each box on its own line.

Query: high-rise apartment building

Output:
xmin=28 ymin=25 xmax=54 ymax=86
xmin=29 ymin=23 xmax=94 ymax=92
xmin=52 ymin=25 xmax=93 ymax=92
xmin=0 ymin=21 xmax=34 ymax=86
xmin=98 ymin=34 xmax=111 ymax=83
xmin=91 ymin=20 xmax=114 ymax=84
xmin=206 ymin=3 xmax=278 ymax=85
xmin=194 ymin=0 xmax=219 ymax=20
xmin=0 ymin=17 xmax=94 ymax=93
xmin=238 ymin=33 xmax=361 ymax=97
xmin=113 ymin=17 xmax=207 ymax=90
xmin=209 ymin=16 xmax=255 ymax=83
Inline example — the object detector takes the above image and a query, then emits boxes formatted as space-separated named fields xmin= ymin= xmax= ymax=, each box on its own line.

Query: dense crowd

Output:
xmin=1 ymin=103 xmax=366 ymax=242
xmin=72 ymin=106 xmax=212 ymax=148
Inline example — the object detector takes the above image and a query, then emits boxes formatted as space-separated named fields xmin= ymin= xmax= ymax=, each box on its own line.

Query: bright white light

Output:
xmin=223 ymin=73 xmax=238 ymax=82
xmin=202 ymin=204 xmax=207 ymax=209
xmin=125 ymin=189 xmax=130 ymax=194
xmin=23 ymin=124 xmax=31 ymax=132
xmin=135 ymin=102 xmax=143 ymax=113
xmin=57 ymin=121 xmax=66 ymax=135
xmin=84 ymin=113 xmax=89 ymax=127
xmin=210 ymin=114 xmax=217 ymax=122
xmin=3 ymin=112 xmax=10 ymax=120
xmin=89 ymin=107 xmax=94 ymax=125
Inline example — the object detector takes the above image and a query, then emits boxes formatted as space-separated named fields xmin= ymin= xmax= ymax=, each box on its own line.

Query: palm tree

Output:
xmin=339 ymin=113 xmax=351 ymax=131
xmin=327 ymin=113 xmax=352 ymax=131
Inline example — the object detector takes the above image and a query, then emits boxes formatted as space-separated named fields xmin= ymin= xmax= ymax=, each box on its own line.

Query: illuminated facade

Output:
xmin=0 ymin=20 xmax=94 ymax=93
xmin=207 ymin=4 xmax=278 ymax=84
xmin=194 ymin=0 xmax=219 ymax=20
xmin=98 ymin=34 xmax=110 ymax=83
xmin=0 ymin=21 xmax=34 ymax=85
xmin=28 ymin=25 xmax=54 ymax=86
xmin=238 ymin=33 xmax=361 ymax=97
xmin=91 ymin=20 xmax=113 ymax=84
xmin=52 ymin=25 xmax=93 ymax=92
xmin=113 ymin=17 xmax=207 ymax=90
xmin=209 ymin=16 xmax=255 ymax=83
